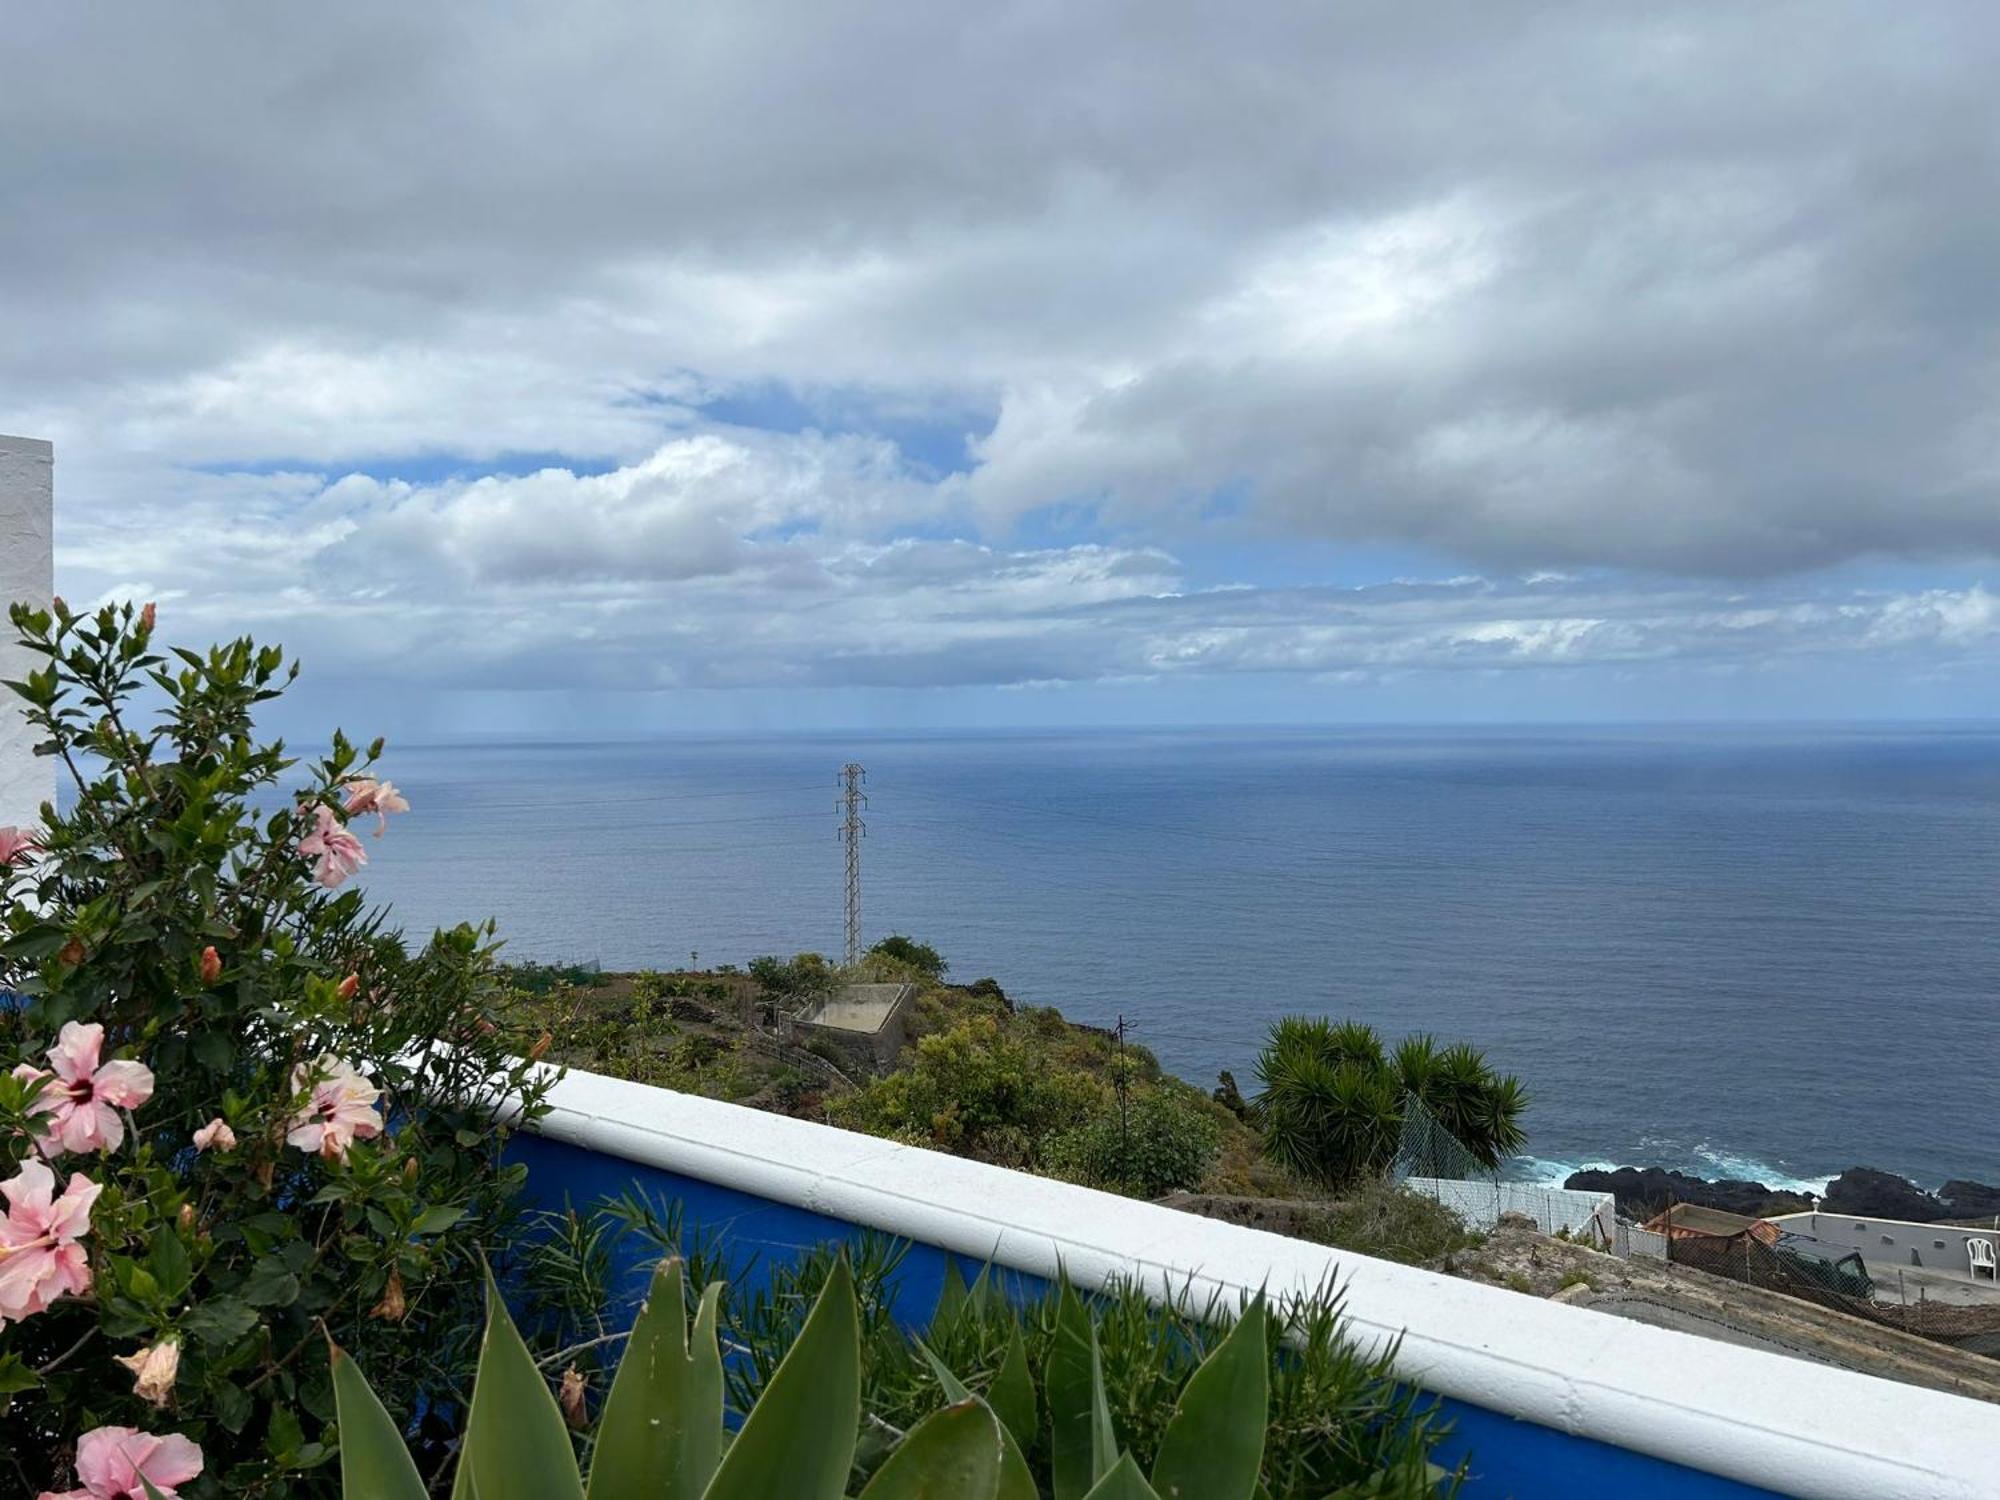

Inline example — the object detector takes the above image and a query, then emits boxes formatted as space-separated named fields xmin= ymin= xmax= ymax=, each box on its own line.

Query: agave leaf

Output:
xmin=464 ymin=1268 xmax=585 ymax=1500
xmin=914 ymin=1341 xmax=1038 ymax=1500
xmin=1148 ymin=1299 xmax=1268 ymax=1500
xmin=933 ymin=1259 xmax=970 ymax=1330
xmin=917 ymin=1339 xmax=973 ymax=1402
xmin=854 ymin=1398 xmax=1005 ymax=1499
xmin=704 ymin=1255 xmax=861 ymax=1500
xmin=1081 ymin=1454 xmax=1163 ymax=1500
xmin=329 ymin=1342 xmax=428 ymax=1500
xmin=585 ymin=1261 xmax=725 ymax=1500
xmin=987 ymin=1324 xmax=1036 ymax=1455
xmin=967 ymin=1261 xmax=997 ymax=1315
xmin=1047 ymin=1276 xmax=1116 ymax=1500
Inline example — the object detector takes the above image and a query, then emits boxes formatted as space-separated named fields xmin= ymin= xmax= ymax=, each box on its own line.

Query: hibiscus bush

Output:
xmin=0 ymin=599 xmax=554 ymax=1498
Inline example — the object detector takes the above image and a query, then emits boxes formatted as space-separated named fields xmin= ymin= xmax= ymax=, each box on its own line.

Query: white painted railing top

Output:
xmin=519 ymin=1062 xmax=2000 ymax=1500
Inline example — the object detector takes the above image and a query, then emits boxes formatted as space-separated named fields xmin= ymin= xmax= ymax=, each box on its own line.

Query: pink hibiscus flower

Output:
xmin=297 ymin=803 xmax=367 ymax=888
xmin=0 ymin=825 xmax=39 ymax=865
xmin=0 ymin=1158 xmax=99 ymax=1326
xmin=285 ymin=1055 xmax=383 ymax=1160
xmin=341 ymin=776 xmax=410 ymax=837
xmin=37 ymin=1425 xmax=203 ymax=1500
xmin=12 ymin=1021 xmax=155 ymax=1156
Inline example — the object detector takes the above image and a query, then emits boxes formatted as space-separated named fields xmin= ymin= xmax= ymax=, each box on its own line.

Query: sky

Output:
xmin=6 ymin=2 xmax=2000 ymax=737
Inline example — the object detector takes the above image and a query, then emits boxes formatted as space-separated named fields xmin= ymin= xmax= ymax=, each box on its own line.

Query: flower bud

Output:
xmin=58 ymin=937 xmax=84 ymax=966
xmin=337 ymin=973 xmax=359 ymax=1001
xmin=528 ymin=1032 xmax=553 ymax=1062
xmin=139 ymin=601 xmax=157 ymax=633
xmin=198 ymin=945 xmax=222 ymax=985
xmin=177 ymin=1202 xmax=196 ymax=1233
xmin=402 ymin=1156 xmax=419 ymax=1185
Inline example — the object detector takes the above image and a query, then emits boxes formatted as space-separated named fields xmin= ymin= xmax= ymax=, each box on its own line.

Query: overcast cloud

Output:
xmin=6 ymin=2 xmax=2000 ymax=726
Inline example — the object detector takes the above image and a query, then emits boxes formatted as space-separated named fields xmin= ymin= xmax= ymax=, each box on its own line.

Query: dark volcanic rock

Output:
xmin=1941 ymin=1180 xmax=2000 ymax=1220
xmin=1821 ymin=1167 xmax=1948 ymax=1222
xmin=1563 ymin=1166 xmax=1814 ymax=1221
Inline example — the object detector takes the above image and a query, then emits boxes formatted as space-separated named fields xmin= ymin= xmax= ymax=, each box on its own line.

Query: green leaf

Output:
xmin=987 ymin=1325 xmax=1036 ymax=1455
xmin=855 ymin=1399 xmax=1003 ymax=1500
xmin=330 ymin=1342 xmax=428 ymax=1500
xmin=584 ymin=1261 xmax=724 ymax=1500
xmin=1081 ymin=1454 xmax=1163 ymax=1500
xmin=933 ymin=1259 xmax=970 ymax=1330
xmin=241 ymin=1257 xmax=301 ymax=1308
xmin=1046 ymin=1278 xmax=1116 ymax=1500
xmin=215 ymin=1379 xmax=254 ymax=1434
xmin=908 ymin=1348 xmax=1036 ymax=1500
xmin=148 ymin=1228 xmax=193 ymax=1301
xmin=1148 ymin=1300 xmax=1268 ymax=1500
xmin=916 ymin=1340 xmax=972 ymax=1403
xmin=462 ymin=1268 xmax=584 ymax=1499
xmin=267 ymin=1403 xmax=306 ymax=1460
xmin=0 ymin=1351 xmax=39 ymax=1396
xmin=182 ymin=1294 xmax=259 ymax=1347
xmin=411 ymin=1205 xmax=467 ymax=1236
xmin=704 ymin=1255 xmax=859 ymax=1500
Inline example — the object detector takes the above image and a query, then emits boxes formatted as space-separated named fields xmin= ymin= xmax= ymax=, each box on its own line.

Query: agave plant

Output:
xmin=330 ymin=1255 xmax=1269 ymax=1500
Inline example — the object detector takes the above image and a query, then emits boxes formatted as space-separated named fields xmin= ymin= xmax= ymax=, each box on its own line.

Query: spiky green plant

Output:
xmin=1252 ymin=1017 xmax=1527 ymax=1187
xmin=332 ymin=1258 xmax=1278 ymax=1500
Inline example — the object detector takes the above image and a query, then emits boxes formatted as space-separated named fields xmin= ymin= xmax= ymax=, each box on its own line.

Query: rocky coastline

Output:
xmin=1563 ymin=1163 xmax=2000 ymax=1224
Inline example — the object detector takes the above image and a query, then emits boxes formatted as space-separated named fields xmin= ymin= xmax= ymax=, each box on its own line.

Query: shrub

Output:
xmin=1251 ymin=1017 xmax=1527 ymax=1190
xmin=826 ymin=1017 xmax=1105 ymax=1168
xmin=1045 ymin=1087 xmax=1223 ymax=1199
xmin=863 ymin=935 xmax=947 ymax=981
xmin=1299 ymin=1179 xmax=1484 ymax=1266
xmin=0 ymin=600 xmax=552 ymax=1497
xmin=747 ymin=952 xmax=834 ymax=1006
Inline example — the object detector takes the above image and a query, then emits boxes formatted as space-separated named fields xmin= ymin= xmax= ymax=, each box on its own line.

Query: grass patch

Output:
xmin=1298 ymin=1179 xmax=1485 ymax=1266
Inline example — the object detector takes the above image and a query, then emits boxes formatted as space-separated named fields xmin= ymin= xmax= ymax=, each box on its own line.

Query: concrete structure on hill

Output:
xmin=792 ymin=982 xmax=914 ymax=1075
xmin=0 ymin=436 xmax=54 ymax=829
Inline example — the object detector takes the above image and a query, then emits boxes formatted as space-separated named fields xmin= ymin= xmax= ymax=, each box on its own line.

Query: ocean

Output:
xmin=348 ymin=725 xmax=2000 ymax=1194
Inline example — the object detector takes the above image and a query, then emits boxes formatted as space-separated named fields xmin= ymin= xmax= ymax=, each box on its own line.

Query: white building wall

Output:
xmin=0 ymin=436 xmax=55 ymax=829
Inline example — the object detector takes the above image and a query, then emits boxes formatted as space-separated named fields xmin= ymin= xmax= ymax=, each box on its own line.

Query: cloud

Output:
xmin=8 ymin=2 xmax=2000 ymax=713
xmin=55 ymin=445 xmax=2000 ymax=703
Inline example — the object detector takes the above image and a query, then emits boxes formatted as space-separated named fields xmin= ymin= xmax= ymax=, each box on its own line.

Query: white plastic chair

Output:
xmin=1968 ymin=1238 xmax=1997 ymax=1281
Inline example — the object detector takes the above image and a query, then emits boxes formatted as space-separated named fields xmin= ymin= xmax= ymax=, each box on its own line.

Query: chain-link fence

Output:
xmin=1390 ymin=1095 xmax=1615 ymax=1244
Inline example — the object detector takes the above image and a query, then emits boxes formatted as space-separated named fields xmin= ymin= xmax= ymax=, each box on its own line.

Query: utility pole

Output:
xmin=1114 ymin=1015 xmax=1130 ymax=1175
xmin=838 ymin=763 xmax=866 ymax=967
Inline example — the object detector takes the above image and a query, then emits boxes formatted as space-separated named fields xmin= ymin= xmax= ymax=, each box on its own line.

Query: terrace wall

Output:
xmin=0 ymin=436 xmax=54 ymax=829
xmin=508 ymin=1061 xmax=2000 ymax=1499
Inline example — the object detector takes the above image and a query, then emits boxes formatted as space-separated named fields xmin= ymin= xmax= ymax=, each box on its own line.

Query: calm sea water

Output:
xmin=349 ymin=726 xmax=2000 ymax=1192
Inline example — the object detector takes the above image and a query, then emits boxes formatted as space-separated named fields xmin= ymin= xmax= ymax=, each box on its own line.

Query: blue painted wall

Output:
xmin=513 ymin=1134 xmax=1779 ymax=1500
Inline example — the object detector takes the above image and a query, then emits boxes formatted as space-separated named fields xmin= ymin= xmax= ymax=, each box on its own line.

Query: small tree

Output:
xmin=865 ymin=935 xmax=947 ymax=981
xmin=1250 ymin=1018 xmax=1526 ymax=1191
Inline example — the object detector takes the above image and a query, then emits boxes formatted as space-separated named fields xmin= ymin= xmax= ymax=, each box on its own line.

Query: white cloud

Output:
xmin=8 ymin=2 xmax=2000 ymax=714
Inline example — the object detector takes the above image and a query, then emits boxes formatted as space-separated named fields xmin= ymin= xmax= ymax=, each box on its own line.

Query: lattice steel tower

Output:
xmin=838 ymin=762 xmax=867 ymax=966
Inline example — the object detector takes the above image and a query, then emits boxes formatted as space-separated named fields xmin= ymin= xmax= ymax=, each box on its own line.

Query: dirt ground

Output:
xmin=1438 ymin=1215 xmax=2000 ymax=1404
